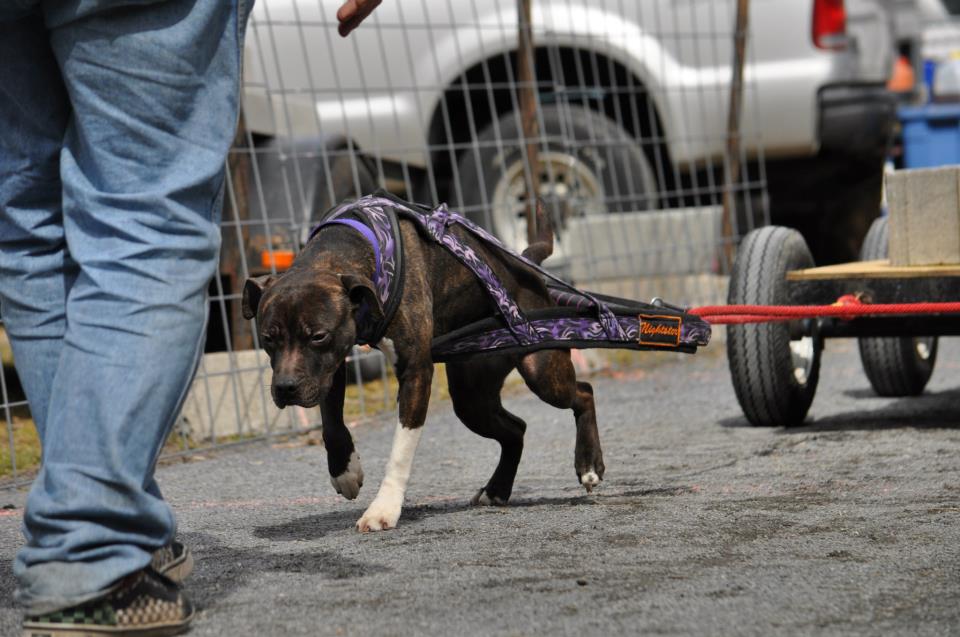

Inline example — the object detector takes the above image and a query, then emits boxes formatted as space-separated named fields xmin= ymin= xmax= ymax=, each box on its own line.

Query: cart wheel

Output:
xmin=727 ymin=227 xmax=821 ymax=427
xmin=857 ymin=216 xmax=937 ymax=396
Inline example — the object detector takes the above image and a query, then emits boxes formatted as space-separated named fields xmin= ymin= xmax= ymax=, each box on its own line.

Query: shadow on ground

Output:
xmin=180 ymin=530 xmax=390 ymax=612
xmin=718 ymin=387 xmax=960 ymax=433
xmin=253 ymin=486 xmax=694 ymax=543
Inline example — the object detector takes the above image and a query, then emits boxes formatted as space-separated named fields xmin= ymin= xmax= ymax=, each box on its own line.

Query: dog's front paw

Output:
xmin=330 ymin=452 xmax=364 ymax=500
xmin=577 ymin=453 xmax=605 ymax=494
xmin=470 ymin=487 xmax=508 ymax=506
xmin=356 ymin=496 xmax=401 ymax=532
xmin=579 ymin=470 xmax=602 ymax=493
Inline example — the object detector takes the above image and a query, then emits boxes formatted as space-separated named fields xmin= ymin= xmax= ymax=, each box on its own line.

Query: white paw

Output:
xmin=330 ymin=452 xmax=364 ymax=500
xmin=580 ymin=470 xmax=601 ymax=493
xmin=470 ymin=488 xmax=507 ymax=506
xmin=356 ymin=496 xmax=402 ymax=532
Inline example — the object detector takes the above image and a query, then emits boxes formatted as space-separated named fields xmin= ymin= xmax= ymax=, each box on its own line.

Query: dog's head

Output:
xmin=242 ymin=271 xmax=383 ymax=408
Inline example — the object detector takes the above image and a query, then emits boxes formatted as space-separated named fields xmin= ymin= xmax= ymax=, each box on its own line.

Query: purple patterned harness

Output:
xmin=309 ymin=192 xmax=711 ymax=362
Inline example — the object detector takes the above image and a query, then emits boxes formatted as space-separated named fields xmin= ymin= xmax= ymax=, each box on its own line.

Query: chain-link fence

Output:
xmin=9 ymin=0 xmax=865 ymax=487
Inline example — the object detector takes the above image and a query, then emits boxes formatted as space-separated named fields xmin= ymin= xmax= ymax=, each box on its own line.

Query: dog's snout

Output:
xmin=273 ymin=377 xmax=299 ymax=402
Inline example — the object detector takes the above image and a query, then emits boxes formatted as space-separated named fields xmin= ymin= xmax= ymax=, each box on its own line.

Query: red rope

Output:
xmin=690 ymin=294 xmax=960 ymax=325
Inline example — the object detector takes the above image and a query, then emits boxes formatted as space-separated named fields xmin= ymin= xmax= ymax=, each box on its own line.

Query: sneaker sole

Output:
xmin=22 ymin=622 xmax=191 ymax=637
xmin=23 ymin=609 xmax=193 ymax=637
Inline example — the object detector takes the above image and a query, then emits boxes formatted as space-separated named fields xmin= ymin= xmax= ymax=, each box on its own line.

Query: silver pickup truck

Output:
xmin=241 ymin=0 xmax=897 ymax=266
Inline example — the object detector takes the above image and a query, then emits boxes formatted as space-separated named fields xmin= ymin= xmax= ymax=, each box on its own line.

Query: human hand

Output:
xmin=336 ymin=0 xmax=382 ymax=37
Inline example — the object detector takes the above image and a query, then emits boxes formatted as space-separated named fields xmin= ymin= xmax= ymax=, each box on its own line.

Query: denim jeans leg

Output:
xmin=0 ymin=10 xmax=72 ymax=441
xmin=13 ymin=0 xmax=249 ymax=614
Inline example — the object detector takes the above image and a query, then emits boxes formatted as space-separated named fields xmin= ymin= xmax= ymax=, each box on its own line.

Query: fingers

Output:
xmin=336 ymin=0 xmax=383 ymax=37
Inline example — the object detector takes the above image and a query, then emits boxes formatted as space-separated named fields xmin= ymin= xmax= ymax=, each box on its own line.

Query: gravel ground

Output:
xmin=2 ymin=338 xmax=959 ymax=636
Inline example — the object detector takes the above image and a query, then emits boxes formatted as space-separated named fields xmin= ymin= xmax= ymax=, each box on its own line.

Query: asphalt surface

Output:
xmin=2 ymin=338 xmax=959 ymax=636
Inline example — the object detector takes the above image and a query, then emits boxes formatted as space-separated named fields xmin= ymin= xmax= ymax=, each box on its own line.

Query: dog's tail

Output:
xmin=520 ymin=198 xmax=553 ymax=266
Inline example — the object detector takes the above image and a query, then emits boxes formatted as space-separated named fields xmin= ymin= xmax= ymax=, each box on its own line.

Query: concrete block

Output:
xmin=177 ymin=350 xmax=318 ymax=442
xmin=886 ymin=166 xmax=960 ymax=266
xmin=559 ymin=206 xmax=722 ymax=282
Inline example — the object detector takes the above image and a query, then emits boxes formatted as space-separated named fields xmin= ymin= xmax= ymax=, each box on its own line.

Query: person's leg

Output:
xmin=0 ymin=8 xmax=72 ymax=442
xmin=15 ymin=0 xmax=252 ymax=614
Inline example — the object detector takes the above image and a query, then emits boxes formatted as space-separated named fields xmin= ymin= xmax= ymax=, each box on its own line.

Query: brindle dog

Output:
xmin=241 ymin=201 xmax=604 ymax=532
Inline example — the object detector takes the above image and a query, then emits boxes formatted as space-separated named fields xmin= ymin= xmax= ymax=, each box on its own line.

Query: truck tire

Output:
xmin=456 ymin=104 xmax=657 ymax=257
xmin=727 ymin=227 xmax=821 ymax=427
xmin=857 ymin=217 xmax=937 ymax=396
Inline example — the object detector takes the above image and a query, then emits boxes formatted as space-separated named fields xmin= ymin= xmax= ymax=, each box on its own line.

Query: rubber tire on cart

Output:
xmin=456 ymin=104 xmax=657 ymax=257
xmin=727 ymin=226 xmax=822 ymax=427
xmin=857 ymin=216 xmax=937 ymax=396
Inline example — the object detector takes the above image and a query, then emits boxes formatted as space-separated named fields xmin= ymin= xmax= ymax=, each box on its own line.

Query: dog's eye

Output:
xmin=310 ymin=332 xmax=330 ymax=346
xmin=261 ymin=333 xmax=273 ymax=347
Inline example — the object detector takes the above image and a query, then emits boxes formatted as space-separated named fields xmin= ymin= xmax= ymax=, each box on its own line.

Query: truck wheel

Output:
xmin=456 ymin=104 xmax=657 ymax=257
xmin=727 ymin=227 xmax=822 ymax=427
xmin=857 ymin=217 xmax=937 ymax=396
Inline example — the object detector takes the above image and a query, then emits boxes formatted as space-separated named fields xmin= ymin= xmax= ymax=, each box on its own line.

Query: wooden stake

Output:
xmin=517 ymin=0 xmax=539 ymax=245
xmin=721 ymin=0 xmax=750 ymax=272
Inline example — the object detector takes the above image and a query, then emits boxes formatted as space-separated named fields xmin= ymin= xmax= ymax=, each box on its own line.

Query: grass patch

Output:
xmin=0 ymin=415 xmax=40 ymax=481
xmin=0 ymin=328 xmax=13 ymax=368
xmin=343 ymin=363 xmax=453 ymax=421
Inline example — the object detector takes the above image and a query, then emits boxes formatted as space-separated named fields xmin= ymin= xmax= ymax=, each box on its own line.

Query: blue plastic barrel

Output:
xmin=898 ymin=104 xmax=960 ymax=168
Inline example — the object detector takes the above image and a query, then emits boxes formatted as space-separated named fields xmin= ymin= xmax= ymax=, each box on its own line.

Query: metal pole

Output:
xmin=517 ymin=0 xmax=539 ymax=244
xmin=721 ymin=0 xmax=749 ymax=272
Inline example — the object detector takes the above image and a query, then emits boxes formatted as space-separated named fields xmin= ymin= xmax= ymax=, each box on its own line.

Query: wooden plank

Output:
xmin=788 ymin=259 xmax=960 ymax=281
xmin=517 ymin=0 xmax=539 ymax=245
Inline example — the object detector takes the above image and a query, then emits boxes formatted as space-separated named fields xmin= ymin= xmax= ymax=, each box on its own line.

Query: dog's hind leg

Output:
xmin=518 ymin=349 xmax=605 ymax=493
xmin=447 ymin=356 xmax=526 ymax=505
xmin=322 ymin=363 xmax=364 ymax=500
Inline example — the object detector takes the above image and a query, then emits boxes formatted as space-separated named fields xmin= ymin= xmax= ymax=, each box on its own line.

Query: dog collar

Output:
xmin=316 ymin=218 xmax=383 ymax=281
xmin=308 ymin=194 xmax=406 ymax=346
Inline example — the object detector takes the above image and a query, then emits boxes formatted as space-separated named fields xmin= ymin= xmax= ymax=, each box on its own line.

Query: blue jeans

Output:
xmin=0 ymin=0 xmax=251 ymax=614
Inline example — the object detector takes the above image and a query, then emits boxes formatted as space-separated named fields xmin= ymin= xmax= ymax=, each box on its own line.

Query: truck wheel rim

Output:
xmin=790 ymin=337 xmax=816 ymax=386
xmin=490 ymin=151 xmax=605 ymax=256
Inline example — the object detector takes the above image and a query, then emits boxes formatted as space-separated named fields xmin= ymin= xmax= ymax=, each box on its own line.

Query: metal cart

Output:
xmin=725 ymin=217 xmax=960 ymax=427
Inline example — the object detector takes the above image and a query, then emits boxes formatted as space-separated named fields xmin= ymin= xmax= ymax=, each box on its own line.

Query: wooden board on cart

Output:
xmin=786 ymin=259 xmax=960 ymax=305
xmin=788 ymin=259 xmax=960 ymax=281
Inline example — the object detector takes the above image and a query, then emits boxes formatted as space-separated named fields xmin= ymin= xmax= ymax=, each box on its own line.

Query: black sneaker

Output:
xmin=150 ymin=541 xmax=193 ymax=584
xmin=22 ymin=569 xmax=193 ymax=637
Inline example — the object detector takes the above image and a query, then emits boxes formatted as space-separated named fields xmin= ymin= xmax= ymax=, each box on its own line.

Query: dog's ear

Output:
xmin=242 ymin=275 xmax=275 ymax=320
xmin=339 ymin=274 xmax=384 ymax=325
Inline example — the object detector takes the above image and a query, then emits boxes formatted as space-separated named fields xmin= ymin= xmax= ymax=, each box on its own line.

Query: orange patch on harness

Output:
xmin=638 ymin=314 xmax=682 ymax=347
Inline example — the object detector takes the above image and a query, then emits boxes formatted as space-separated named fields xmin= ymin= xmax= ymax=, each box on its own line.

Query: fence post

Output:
xmin=518 ymin=0 xmax=539 ymax=245
xmin=223 ymin=115 xmax=254 ymax=351
xmin=721 ymin=0 xmax=750 ymax=272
